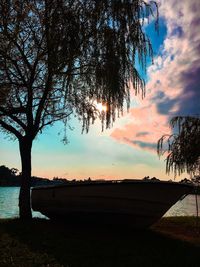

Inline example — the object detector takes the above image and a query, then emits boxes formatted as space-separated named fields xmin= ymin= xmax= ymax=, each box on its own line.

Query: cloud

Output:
xmin=111 ymin=0 xmax=200 ymax=152
xmin=154 ymin=0 xmax=200 ymax=116
xmin=136 ymin=131 xmax=150 ymax=137
xmin=125 ymin=138 xmax=157 ymax=151
xmin=178 ymin=66 xmax=200 ymax=115
xmin=111 ymin=105 xmax=170 ymax=152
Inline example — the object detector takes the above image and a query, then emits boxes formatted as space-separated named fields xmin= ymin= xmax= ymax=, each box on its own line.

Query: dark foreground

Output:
xmin=0 ymin=217 xmax=200 ymax=267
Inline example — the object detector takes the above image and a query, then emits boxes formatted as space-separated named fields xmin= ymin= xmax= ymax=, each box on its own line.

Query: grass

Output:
xmin=0 ymin=217 xmax=200 ymax=267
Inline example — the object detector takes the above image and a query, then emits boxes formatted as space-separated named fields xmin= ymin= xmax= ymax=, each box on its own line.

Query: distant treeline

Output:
xmin=0 ymin=165 xmax=199 ymax=194
xmin=0 ymin=165 xmax=70 ymax=187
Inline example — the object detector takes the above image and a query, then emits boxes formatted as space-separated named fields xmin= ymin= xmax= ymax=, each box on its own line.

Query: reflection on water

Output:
xmin=164 ymin=193 xmax=200 ymax=217
xmin=0 ymin=187 xmax=199 ymax=219
xmin=0 ymin=187 xmax=47 ymax=219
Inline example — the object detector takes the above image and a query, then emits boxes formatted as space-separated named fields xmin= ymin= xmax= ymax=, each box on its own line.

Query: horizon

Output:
xmin=1 ymin=0 xmax=199 ymax=182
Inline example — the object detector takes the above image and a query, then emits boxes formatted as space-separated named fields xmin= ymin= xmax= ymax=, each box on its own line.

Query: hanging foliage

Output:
xmin=158 ymin=116 xmax=200 ymax=177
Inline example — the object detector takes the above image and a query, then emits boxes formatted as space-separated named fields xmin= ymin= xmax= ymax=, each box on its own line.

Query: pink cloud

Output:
xmin=111 ymin=105 xmax=170 ymax=152
xmin=111 ymin=0 xmax=200 ymax=152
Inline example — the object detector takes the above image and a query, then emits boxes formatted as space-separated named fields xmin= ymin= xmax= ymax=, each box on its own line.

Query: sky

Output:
xmin=0 ymin=0 xmax=200 ymax=181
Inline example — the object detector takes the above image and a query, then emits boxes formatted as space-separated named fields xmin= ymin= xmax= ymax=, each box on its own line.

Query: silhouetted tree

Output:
xmin=0 ymin=165 xmax=21 ymax=186
xmin=0 ymin=165 xmax=16 ymax=178
xmin=0 ymin=0 xmax=158 ymax=219
xmin=158 ymin=116 xmax=200 ymax=177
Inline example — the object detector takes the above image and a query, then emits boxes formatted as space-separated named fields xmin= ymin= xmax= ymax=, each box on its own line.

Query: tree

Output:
xmin=0 ymin=0 xmax=158 ymax=219
xmin=157 ymin=116 xmax=200 ymax=177
xmin=0 ymin=165 xmax=17 ymax=178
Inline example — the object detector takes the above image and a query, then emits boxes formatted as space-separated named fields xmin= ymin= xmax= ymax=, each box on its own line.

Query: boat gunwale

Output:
xmin=31 ymin=180 xmax=193 ymax=191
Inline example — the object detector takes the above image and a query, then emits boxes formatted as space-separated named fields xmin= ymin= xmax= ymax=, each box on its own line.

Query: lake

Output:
xmin=0 ymin=187 xmax=199 ymax=219
xmin=0 ymin=187 xmax=47 ymax=219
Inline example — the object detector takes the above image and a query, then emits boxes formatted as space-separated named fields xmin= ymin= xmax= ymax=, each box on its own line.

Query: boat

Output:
xmin=31 ymin=180 xmax=192 ymax=228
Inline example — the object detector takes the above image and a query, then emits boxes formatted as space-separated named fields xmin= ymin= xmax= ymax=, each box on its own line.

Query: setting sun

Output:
xmin=96 ymin=102 xmax=107 ymax=112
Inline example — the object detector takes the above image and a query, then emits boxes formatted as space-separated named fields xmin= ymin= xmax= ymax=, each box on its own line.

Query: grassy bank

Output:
xmin=0 ymin=217 xmax=200 ymax=267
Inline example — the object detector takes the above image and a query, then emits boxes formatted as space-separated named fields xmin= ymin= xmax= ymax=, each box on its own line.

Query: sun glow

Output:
xmin=96 ymin=102 xmax=107 ymax=112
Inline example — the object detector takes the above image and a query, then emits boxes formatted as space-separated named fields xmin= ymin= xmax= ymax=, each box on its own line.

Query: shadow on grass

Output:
xmin=1 ymin=218 xmax=200 ymax=267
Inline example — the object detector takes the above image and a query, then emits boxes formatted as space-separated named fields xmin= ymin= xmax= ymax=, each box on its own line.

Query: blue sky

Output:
xmin=1 ymin=0 xmax=200 ymax=180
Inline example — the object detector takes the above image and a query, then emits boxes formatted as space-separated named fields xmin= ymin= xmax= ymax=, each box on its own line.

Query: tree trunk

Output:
xmin=19 ymin=137 xmax=33 ymax=220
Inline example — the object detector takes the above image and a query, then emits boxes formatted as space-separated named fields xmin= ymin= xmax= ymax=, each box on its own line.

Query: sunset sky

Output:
xmin=1 ymin=0 xmax=200 ymax=181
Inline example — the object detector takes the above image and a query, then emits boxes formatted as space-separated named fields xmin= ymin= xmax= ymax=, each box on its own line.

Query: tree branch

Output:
xmin=0 ymin=107 xmax=26 ymax=130
xmin=6 ymin=34 xmax=33 ymax=72
xmin=38 ymin=111 xmax=73 ymax=132
xmin=0 ymin=119 xmax=22 ymax=139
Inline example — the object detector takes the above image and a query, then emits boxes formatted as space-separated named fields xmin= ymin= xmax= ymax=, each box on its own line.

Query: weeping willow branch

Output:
xmin=157 ymin=116 xmax=200 ymax=177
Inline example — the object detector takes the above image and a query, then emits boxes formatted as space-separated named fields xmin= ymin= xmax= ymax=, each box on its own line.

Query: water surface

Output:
xmin=0 ymin=187 xmax=46 ymax=219
xmin=165 ymin=193 xmax=200 ymax=217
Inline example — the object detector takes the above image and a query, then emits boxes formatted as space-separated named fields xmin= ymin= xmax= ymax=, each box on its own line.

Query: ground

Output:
xmin=0 ymin=217 xmax=199 ymax=267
